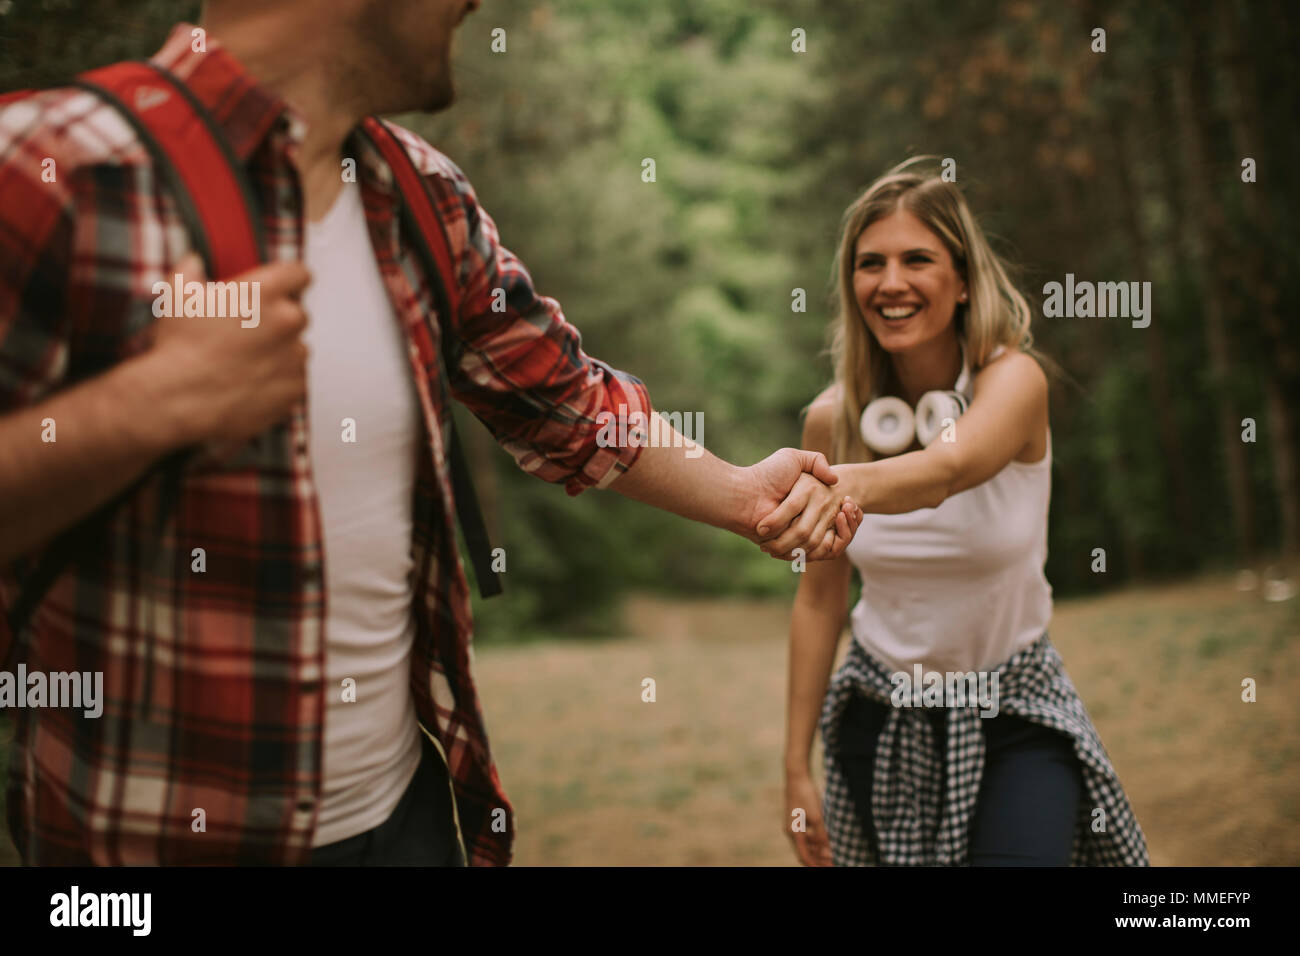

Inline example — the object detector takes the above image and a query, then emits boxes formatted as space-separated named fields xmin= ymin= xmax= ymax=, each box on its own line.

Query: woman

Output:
xmin=759 ymin=157 xmax=1149 ymax=866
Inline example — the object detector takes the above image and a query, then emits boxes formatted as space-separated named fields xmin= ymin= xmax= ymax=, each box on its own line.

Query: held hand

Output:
xmin=756 ymin=472 xmax=863 ymax=561
xmin=785 ymin=771 xmax=834 ymax=867
xmin=144 ymin=252 xmax=313 ymax=451
xmin=743 ymin=448 xmax=862 ymax=560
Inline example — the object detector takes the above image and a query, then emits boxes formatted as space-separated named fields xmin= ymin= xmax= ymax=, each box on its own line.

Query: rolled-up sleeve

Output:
xmin=439 ymin=164 xmax=652 ymax=495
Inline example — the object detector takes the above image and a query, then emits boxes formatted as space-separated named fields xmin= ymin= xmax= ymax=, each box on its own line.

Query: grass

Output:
xmin=2 ymin=569 xmax=1296 ymax=865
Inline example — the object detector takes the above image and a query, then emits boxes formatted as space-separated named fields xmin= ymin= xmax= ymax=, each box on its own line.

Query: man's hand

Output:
xmin=0 ymin=252 xmax=313 ymax=569
xmin=143 ymin=252 xmax=312 ymax=451
xmin=742 ymin=448 xmax=863 ymax=561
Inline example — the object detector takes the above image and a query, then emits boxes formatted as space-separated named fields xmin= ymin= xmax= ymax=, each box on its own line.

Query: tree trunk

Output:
xmin=1170 ymin=28 xmax=1257 ymax=561
xmin=1217 ymin=3 xmax=1300 ymax=560
xmin=1110 ymin=112 xmax=1196 ymax=553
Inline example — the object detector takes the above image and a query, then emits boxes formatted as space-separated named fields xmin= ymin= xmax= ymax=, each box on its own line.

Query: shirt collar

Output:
xmin=347 ymin=123 xmax=399 ymax=196
xmin=149 ymin=22 xmax=307 ymax=162
xmin=152 ymin=22 xmax=399 ymax=199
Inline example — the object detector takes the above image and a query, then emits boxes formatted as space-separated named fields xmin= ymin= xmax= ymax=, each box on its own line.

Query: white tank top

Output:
xmin=302 ymin=180 xmax=424 ymax=847
xmin=844 ymin=346 xmax=1053 ymax=675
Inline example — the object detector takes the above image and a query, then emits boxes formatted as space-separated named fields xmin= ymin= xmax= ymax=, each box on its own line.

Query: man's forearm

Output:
xmin=606 ymin=412 xmax=753 ymax=537
xmin=0 ymin=353 xmax=188 ymax=569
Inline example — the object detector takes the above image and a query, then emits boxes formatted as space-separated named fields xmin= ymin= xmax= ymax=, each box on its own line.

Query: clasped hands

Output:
xmin=744 ymin=449 xmax=862 ymax=561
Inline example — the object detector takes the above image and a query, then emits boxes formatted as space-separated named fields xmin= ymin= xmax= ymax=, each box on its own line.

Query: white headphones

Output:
xmin=859 ymin=344 xmax=973 ymax=455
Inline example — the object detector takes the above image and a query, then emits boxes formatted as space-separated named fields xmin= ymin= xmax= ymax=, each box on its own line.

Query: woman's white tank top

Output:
xmin=843 ymin=346 xmax=1053 ymax=675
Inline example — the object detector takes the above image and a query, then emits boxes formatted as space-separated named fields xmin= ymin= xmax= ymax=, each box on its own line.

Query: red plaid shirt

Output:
xmin=0 ymin=23 xmax=651 ymax=865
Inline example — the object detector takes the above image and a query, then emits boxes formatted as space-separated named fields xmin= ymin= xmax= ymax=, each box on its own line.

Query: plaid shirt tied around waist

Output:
xmin=0 ymin=23 xmax=651 ymax=864
xmin=820 ymin=634 xmax=1151 ymax=866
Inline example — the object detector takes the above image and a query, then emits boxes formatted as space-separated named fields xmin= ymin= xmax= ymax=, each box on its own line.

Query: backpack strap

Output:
xmin=357 ymin=117 xmax=503 ymax=599
xmin=3 ymin=60 xmax=265 ymax=664
xmin=75 ymin=60 xmax=268 ymax=277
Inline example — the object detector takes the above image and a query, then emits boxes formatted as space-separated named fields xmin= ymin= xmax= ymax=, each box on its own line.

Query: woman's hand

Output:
xmin=757 ymin=472 xmax=861 ymax=561
xmin=785 ymin=770 xmax=834 ymax=866
xmin=740 ymin=448 xmax=862 ymax=559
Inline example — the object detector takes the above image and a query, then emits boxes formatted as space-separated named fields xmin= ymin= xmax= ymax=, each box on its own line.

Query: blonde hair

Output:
xmin=827 ymin=156 xmax=1044 ymax=465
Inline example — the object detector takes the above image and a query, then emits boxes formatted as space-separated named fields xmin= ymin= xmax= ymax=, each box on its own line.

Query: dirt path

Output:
xmin=1 ymin=570 xmax=1295 ymax=865
xmin=474 ymin=572 xmax=1299 ymax=865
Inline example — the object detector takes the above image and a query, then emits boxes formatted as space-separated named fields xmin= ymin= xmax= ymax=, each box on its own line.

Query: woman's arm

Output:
xmin=784 ymin=395 xmax=852 ymax=866
xmin=785 ymin=557 xmax=851 ymax=777
xmin=760 ymin=351 xmax=1048 ymax=555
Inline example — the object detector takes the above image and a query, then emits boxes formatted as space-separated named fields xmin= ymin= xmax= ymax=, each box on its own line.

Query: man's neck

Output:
xmin=199 ymin=9 xmax=366 ymax=222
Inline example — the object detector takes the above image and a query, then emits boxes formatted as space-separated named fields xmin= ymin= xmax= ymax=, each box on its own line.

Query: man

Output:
xmin=0 ymin=0 xmax=863 ymax=865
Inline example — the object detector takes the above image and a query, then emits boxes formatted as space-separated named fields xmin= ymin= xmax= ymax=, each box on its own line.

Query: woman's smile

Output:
xmin=853 ymin=208 xmax=966 ymax=355
xmin=876 ymin=302 xmax=925 ymax=324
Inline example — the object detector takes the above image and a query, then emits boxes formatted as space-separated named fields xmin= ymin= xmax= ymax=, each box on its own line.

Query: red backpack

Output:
xmin=1 ymin=59 xmax=502 ymax=665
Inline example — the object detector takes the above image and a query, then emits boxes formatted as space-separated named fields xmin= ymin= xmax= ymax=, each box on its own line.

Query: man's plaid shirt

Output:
xmin=0 ymin=24 xmax=650 ymax=865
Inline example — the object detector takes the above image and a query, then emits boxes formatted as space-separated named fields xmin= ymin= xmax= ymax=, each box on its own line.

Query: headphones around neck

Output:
xmin=859 ymin=344 xmax=973 ymax=456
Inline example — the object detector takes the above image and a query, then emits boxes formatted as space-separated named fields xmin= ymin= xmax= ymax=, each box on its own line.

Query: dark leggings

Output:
xmin=836 ymin=692 xmax=1084 ymax=865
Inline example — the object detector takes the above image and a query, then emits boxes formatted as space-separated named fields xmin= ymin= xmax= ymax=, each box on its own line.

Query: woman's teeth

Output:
xmin=880 ymin=305 xmax=920 ymax=319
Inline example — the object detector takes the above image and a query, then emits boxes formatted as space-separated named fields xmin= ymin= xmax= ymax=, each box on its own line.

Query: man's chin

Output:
xmin=422 ymin=72 xmax=456 ymax=113
xmin=425 ymin=90 xmax=455 ymax=113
